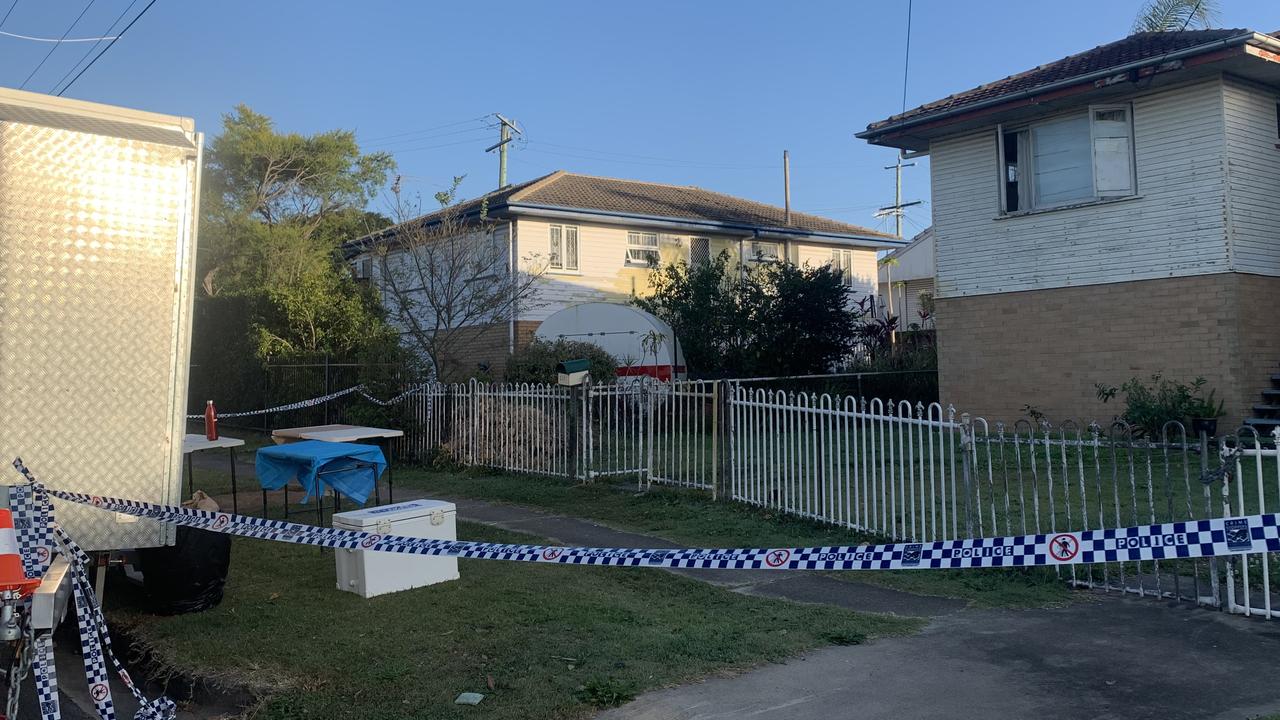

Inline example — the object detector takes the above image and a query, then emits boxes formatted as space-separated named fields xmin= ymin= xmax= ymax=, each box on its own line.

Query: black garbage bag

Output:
xmin=137 ymin=526 xmax=231 ymax=614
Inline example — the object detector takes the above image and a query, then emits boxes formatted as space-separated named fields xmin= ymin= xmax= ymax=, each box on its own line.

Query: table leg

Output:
xmin=318 ymin=488 xmax=324 ymax=526
xmin=262 ymin=487 xmax=268 ymax=519
xmin=383 ymin=437 xmax=394 ymax=504
xmin=185 ymin=454 xmax=194 ymax=499
xmin=229 ymin=447 xmax=239 ymax=515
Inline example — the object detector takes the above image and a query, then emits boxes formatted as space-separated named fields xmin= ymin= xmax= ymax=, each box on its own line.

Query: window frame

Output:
xmin=997 ymin=103 xmax=1136 ymax=215
xmin=625 ymin=231 xmax=660 ymax=267
xmin=830 ymin=248 xmax=854 ymax=286
xmin=548 ymin=224 xmax=579 ymax=272
xmin=746 ymin=240 xmax=781 ymax=265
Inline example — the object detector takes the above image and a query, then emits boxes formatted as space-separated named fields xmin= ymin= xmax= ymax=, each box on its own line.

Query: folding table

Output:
xmin=255 ymin=440 xmax=388 ymax=524
xmin=181 ymin=434 xmax=245 ymax=513
xmin=271 ymin=424 xmax=404 ymax=503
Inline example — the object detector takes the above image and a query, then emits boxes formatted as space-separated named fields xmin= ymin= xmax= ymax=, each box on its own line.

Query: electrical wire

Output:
xmin=362 ymin=115 xmax=493 ymax=144
xmin=55 ymin=0 xmax=156 ymax=96
xmin=0 ymin=1 xmax=21 ymax=30
xmin=48 ymin=0 xmax=136 ymax=95
xmin=19 ymin=0 xmax=96 ymax=89
xmin=1138 ymin=0 xmax=1205 ymax=90
xmin=2 ymin=28 xmax=118 ymax=42
xmin=900 ymin=0 xmax=913 ymax=115
xmin=364 ymin=125 xmax=492 ymax=150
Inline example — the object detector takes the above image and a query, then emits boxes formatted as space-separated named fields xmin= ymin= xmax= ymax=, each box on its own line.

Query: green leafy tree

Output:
xmin=636 ymin=254 xmax=858 ymax=378
xmin=504 ymin=339 xmax=618 ymax=385
xmin=1132 ymin=0 xmax=1219 ymax=32
xmin=197 ymin=105 xmax=397 ymax=359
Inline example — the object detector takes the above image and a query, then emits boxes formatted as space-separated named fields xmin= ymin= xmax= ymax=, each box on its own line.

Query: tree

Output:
xmin=1132 ymin=0 xmax=1219 ymax=32
xmin=372 ymin=179 xmax=546 ymax=380
xmin=197 ymin=106 xmax=398 ymax=360
xmin=635 ymin=253 xmax=859 ymax=378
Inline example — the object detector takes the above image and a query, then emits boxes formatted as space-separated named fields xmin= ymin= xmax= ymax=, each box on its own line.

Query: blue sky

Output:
xmin=2 ymin=0 xmax=1278 ymax=236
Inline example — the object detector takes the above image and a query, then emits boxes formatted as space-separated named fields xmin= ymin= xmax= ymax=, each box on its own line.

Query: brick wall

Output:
xmin=935 ymin=273 xmax=1280 ymax=428
xmin=435 ymin=320 xmax=542 ymax=380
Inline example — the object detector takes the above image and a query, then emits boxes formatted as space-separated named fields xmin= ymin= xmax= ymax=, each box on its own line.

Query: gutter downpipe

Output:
xmin=858 ymin=32 xmax=1274 ymax=142
xmin=508 ymin=219 xmax=517 ymax=356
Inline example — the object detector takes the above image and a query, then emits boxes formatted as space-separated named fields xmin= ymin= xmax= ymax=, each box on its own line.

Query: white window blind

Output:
xmin=1031 ymin=114 xmax=1093 ymax=207
xmin=626 ymin=231 xmax=660 ymax=266
xmin=831 ymin=249 xmax=853 ymax=286
xmin=749 ymin=241 xmax=780 ymax=263
xmin=548 ymin=225 xmax=562 ymax=269
xmin=549 ymin=225 xmax=579 ymax=271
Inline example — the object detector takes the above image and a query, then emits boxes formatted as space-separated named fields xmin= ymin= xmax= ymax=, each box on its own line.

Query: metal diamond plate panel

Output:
xmin=0 ymin=120 xmax=198 ymax=551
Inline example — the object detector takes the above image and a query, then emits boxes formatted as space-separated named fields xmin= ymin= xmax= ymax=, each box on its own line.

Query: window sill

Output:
xmin=547 ymin=269 xmax=582 ymax=276
xmin=994 ymin=194 xmax=1142 ymax=220
xmin=623 ymin=263 xmax=657 ymax=270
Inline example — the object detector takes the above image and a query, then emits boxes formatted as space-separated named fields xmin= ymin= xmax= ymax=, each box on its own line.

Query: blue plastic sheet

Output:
xmin=255 ymin=440 xmax=386 ymax=505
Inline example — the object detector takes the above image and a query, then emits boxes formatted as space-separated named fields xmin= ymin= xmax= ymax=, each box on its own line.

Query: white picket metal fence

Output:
xmin=384 ymin=377 xmax=1275 ymax=619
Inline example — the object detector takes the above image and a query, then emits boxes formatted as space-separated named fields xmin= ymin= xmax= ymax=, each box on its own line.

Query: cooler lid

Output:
xmin=332 ymin=498 xmax=456 ymax=529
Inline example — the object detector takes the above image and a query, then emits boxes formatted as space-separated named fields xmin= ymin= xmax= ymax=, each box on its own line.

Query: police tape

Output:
xmin=36 ymin=485 xmax=1280 ymax=573
xmin=183 ymin=381 xmax=436 ymax=420
xmin=9 ymin=463 xmax=176 ymax=720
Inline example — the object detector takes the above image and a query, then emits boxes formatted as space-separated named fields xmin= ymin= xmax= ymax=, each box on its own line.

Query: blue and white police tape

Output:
xmin=10 ymin=461 xmax=176 ymax=720
xmin=35 ymin=488 xmax=1280 ymax=573
xmin=184 ymin=381 xmax=436 ymax=420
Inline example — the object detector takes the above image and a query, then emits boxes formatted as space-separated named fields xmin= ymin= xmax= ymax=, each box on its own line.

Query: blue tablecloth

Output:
xmin=255 ymin=440 xmax=386 ymax=505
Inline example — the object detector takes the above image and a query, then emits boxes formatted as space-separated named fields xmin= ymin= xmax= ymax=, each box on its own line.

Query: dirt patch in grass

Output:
xmin=108 ymin=522 xmax=917 ymax=719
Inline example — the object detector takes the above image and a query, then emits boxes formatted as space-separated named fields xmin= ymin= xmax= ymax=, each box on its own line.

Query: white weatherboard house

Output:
xmin=860 ymin=29 xmax=1280 ymax=428
xmin=346 ymin=170 xmax=902 ymax=377
xmin=877 ymin=226 xmax=934 ymax=327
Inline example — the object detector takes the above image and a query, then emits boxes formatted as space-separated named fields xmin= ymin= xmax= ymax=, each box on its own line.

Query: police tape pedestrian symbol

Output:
xmin=765 ymin=549 xmax=791 ymax=567
xmin=360 ymin=534 xmax=381 ymax=549
xmin=1049 ymin=534 xmax=1079 ymax=562
xmin=90 ymin=683 xmax=109 ymax=702
xmin=212 ymin=513 xmax=231 ymax=530
xmin=541 ymin=547 xmax=563 ymax=561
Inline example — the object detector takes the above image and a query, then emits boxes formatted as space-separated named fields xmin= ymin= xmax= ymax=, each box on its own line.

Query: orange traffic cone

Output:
xmin=0 ymin=509 xmax=39 ymax=597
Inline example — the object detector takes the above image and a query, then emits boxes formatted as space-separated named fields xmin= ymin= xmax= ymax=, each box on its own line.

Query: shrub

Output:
xmin=504 ymin=339 xmax=618 ymax=385
xmin=1095 ymin=374 xmax=1222 ymax=437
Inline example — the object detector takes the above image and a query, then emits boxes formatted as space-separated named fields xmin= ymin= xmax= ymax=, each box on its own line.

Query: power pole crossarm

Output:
xmin=487 ymin=113 xmax=523 ymax=188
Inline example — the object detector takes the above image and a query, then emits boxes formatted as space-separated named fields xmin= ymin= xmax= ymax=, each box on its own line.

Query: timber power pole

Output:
xmin=877 ymin=152 xmax=919 ymax=239
xmin=487 ymin=113 xmax=522 ymax=188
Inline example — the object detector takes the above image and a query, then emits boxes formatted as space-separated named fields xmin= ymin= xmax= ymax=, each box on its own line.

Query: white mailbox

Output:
xmin=332 ymin=499 xmax=459 ymax=598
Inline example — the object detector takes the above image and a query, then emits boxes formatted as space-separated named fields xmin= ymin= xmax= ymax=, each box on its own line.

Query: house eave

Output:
xmin=858 ymin=31 xmax=1280 ymax=150
xmin=503 ymin=203 xmax=905 ymax=249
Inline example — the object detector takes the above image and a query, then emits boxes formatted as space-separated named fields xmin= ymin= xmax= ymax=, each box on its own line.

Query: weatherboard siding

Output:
xmin=794 ymin=243 xmax=878 ymax=299
xmin=515 ymin=217 xmax=743 ymax=322
xmin=930 ymin=78 xmax=1231 ymax=298
xmin=1223 ymin=77 xmax=1280 ymax=275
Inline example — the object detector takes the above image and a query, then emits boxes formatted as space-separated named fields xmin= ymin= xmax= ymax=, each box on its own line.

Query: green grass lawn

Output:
xmin=108 ymin=522 xmax=917 ymax=720
xmin=394 ymin=468 xmax=1072 ymax=609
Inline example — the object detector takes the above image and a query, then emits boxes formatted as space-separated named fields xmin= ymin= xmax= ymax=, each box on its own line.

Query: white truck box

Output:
xmin=0 ymin=87 xmax=201 ymax=551
xmin=332 ymin=499 xmax=459 ymax=598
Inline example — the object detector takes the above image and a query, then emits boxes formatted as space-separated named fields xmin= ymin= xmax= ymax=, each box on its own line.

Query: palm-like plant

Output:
xmin=1132 ymin=0 xmax=1220 ymax=33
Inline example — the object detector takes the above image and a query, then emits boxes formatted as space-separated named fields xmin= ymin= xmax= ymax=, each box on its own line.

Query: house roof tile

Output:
xmin=863 ymin=29 xmax=1263 ymax=136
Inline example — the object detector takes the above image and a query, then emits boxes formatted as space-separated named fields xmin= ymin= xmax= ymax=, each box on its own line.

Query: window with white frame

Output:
xmin=548 ymin=224 xmax=579 ymax=271
xmin=830 ymin=249 xmax=854 ymax=286
xmin=626 ymin=231 xmax=660 ymax=266
xmin=747 ymin=240 xmax=780 ymax=264
xmin=999 ymin=104 xmax=1135 ymax=213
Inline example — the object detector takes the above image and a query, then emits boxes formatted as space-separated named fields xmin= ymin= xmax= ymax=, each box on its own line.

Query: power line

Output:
xmin=383 ymin=137 xmax=491 ymax=155
xmin=19 ymin=0 xmax=96 ymax=89
xmin=48 ymin=0 xmax=136 ymax=95
xmin=55 ymin=0 xmax=156 ymax=95
xmin=900 ymin=0 xmax=913 ymax=114
xmin=362 ymin=115 xmax=492 ymax=143
xmin=364 ymin=125 xmax=492 ymax=150
xmin=1 ymin=28 xmax=119 ymax=42
xmin=0 ymin=2 xmax=18 ymax=31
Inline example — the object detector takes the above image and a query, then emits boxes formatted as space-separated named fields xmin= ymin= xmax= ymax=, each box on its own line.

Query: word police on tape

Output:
xmin=42 ymin=487 xmax=1280 ymax=573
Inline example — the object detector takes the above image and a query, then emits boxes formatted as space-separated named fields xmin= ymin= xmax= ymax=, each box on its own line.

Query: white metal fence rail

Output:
xmin=378 ymin=377 xmax=1273 ymax=619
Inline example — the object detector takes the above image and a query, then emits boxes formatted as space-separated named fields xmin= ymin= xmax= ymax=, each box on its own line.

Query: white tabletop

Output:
xmin=272 ymin=424 xmax=404 ymax=444
xmin=182 ymin=434 xmax=246 ymax=454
